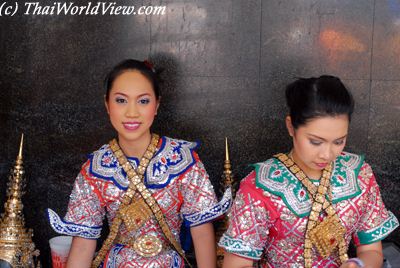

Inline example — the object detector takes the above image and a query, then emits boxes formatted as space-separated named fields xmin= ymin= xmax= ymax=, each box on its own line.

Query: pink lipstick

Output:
xmin=123 ymin=122 xmax=141 ymax=131
xmin=315 ymin=162 xmax=328 ymax=168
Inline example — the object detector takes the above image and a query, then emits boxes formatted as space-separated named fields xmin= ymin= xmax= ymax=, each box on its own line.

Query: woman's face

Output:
xmin=286 ymin=115 xmax=349 ymax=178
xmin=105 ymin=70 xmax=159 ymax=148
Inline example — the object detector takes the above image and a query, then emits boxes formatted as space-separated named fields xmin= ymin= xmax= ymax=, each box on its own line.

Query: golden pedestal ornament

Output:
xmin=0 ymin=135 xmax=40 ymax=267
xmin=216 ymin=138 xmax=236 ymax=268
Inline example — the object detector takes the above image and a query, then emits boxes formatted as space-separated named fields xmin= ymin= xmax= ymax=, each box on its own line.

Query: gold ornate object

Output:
xmin=222 ymin=137 xmax=234 ymax=189
xmin=133 ymin=234 xmax=163 ymax=257
xmin=0 ymin=134 xmax=40 ymax=267
xmin=275 ymin=153 xmax=348 ymax=268
xmin=308 ymin=215 xmax=346 ymax=258
xmin=120 ymin=197 xmax=152 ymax=233
xmin=216 ymin=137 xmax=235 ymax=268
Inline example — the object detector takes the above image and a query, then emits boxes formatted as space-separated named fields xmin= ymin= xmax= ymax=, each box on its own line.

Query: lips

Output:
xmin=315 ymin=162 xmax=328 ymax=168
xmin=123 ymin=122 xmax=141 ymax=131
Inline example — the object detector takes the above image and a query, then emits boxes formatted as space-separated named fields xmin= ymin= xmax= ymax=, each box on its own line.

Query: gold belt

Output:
xmin=115 ymin=234 xmax=167 ymax=257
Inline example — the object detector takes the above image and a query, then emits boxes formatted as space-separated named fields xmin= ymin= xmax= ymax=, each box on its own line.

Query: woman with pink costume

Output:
xmin=219 ymin=75 xmax=398 ymax=268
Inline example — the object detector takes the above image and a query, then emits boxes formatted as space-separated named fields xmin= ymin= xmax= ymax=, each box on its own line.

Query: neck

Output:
xmin=118 ymin=132 xmax=152 ymax=158
xmin=290 ymin=150 xmax=322 ymax=180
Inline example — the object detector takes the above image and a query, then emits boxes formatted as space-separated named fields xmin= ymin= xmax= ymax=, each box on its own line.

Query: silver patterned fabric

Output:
xmin=48 ymin=136 xmax=231 ymax=267
xmin=219 ymin=152 xmax=399 ymax=267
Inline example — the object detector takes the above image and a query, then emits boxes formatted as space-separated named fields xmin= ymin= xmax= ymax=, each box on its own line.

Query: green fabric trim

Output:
xmin=331 ymin=154 xmax=364 ymax=204
xmin=254 ymin=159 xmax=312 ymax=218
xmin=254 ymin=152 xmax=366 ymax=218
xmin=357 ymin=211 xmax=399 ymax=244
xmin=218 ymin=234 xmax=263 ymax=260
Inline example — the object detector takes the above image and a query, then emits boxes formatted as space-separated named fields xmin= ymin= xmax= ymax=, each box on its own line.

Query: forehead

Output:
xmin=297 ymin=115 xmax=349 ymax=139
xmin=111 ymin=70 xmax=154 ymax=95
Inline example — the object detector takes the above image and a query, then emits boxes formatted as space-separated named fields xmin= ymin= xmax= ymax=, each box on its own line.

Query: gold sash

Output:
xmin=92 ymin=134 xmax=160 ymax=268
xmin=274 ymin=153 xmax=348 ymax=268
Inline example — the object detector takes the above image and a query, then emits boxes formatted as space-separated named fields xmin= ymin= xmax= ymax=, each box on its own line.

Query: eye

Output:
xmin=138 ymin=97 xmax=150 ymax=105
xmin=310 ymin=139 xmax=322 ymax=146
xmin=334 ymin=139 xmax=345 ymax=146
xmin=115 ymin=97 xmax=127 ymax=104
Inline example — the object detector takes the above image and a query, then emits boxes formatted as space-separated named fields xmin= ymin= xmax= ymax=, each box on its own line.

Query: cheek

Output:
xmin=143 ymin=105 xmax=158 ymax=119
xmin=334 ymin=143 xmax=346 ymax=156
xmin=107 ymin=104 xmax=123 ymax=120
xmin=295 ymin=137 xmax=310 ymax=152
xmin=296 ymin=138 xmax=318 ymax=160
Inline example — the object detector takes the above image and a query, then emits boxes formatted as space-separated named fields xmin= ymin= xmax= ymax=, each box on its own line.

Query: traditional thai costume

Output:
xmin=48 ymin=136 xmax=231 ymax=267
xmin=219 ymin=152 xmax=398 ymax=267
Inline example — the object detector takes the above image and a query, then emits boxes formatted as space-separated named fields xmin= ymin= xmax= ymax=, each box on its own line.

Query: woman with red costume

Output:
xmin=219 ymin=75 xmax=398 ymax=268
xmin=48 ymin=59 xmax=231 ymax=268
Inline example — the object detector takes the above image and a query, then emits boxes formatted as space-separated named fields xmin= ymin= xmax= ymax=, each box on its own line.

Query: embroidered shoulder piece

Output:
xmin=254 ymin=152 xmax=364 ymax=217
xmin=88 ymin=136 xmax=198 ymax=189
xmin=182 ymin=187 xmax=232 ymax=227
xmin=255 ymin=158 xmax=312 ymax=217
xmin=145 ymin=136 xmax=198 ymax=188
xmin=330 ymin=152 xmax=364 ymax=203
xmin=47 ymin=208 xmax=102 ymax=239
xmin=88 ymin=144 xmax=136 ymax=189
xmin=357 ymin=211 xmax=399 ymax=244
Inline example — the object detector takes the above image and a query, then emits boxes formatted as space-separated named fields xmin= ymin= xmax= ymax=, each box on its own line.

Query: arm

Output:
xmin=340 ymin=241 xmax=383 ymax=268
xmin=356 ymin=241 xmax=383 ymax=268
xmin=66 ymin=237 xmax=96 ymax=268
xmin=191 ymin=222 xmax=216 ymax=268
xmin=222 ymin=252 xmax=254 ymax=268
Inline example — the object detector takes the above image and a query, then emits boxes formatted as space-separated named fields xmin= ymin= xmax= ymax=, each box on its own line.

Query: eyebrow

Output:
xmin=112 ymin=92 xmax=151 ymax=98
xmin=307 ymin=134 xmax=347 ymax=142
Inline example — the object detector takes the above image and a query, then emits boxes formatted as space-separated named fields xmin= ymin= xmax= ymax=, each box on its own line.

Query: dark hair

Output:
xmin=104 ymin=59 xmax=160 ymax=101
xmin=285 ymin=75 xmax=354 ymax=129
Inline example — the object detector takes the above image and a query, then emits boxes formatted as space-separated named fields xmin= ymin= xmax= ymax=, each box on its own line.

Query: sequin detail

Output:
xmin=183 ymin=187 xmax=232 ymax=226
xmin=255 ymin=152 xmax=363 ymax=217
xmin=47 ymin=208 xmax=102 ymax=238
xmin=146 ymin=137 xmax=198 ymax=188
xmin=219 ymin=234 xmax=264 ymax=259
xmin=102 ymin=245 xmax=183 ymax=268
xmin=357 ymin=210 xmax=399 ymax=243
xmin=219 ymin=159 xmax=399 ymax=267
xmin=47 ymin=136 xmax=223 ymax=267
xmin=88 ymin=137 xmax=198 ymax=189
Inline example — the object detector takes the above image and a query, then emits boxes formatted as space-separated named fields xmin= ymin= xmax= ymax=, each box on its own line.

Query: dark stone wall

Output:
xmin=0 ymin=0 xmax=399 ymax=266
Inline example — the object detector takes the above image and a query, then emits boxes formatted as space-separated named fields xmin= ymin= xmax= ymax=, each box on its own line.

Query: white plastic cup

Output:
xmin=49 ymin=236 xmax=72 ymax=268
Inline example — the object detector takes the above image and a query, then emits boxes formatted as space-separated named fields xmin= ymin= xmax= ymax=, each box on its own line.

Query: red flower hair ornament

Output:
xmin=143 ymin=60 xmax=156 ymax=73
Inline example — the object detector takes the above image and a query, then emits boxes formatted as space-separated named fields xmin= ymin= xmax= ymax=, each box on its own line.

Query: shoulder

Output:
xmin=158 ymin=136 xmax=199 ymax=158
xmin=334 ymin=151 xmax=365 ymax=171
xmin=332 ymin=151 xmax=366 ymax=185
xmin=161 ymin=136 xmax=199 ymax=148
xmin=237 ymin=170 xmax=268 ymax=201
xmin=86 ymin=143 xmax=130 ymax=189
xmin=253 ymin=157 xmax=282 ymax=179
xmin=239 ymin=170 xmax=257 ymax=191
xmin=144 ymin=136 xmax=201 ymax=187
xmin=356 ymin=158 xmax=377 ymax=190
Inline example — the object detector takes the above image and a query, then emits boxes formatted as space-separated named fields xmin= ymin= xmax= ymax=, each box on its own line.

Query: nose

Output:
xmin=125 ymin=103 xmax=139 ymax=118
xmin=319 ymin=144 xmax=333 ymax=161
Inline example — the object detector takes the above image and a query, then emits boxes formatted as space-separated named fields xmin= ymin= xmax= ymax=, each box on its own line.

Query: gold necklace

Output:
xmin=275 ymin=153 xmax=348 ymax=267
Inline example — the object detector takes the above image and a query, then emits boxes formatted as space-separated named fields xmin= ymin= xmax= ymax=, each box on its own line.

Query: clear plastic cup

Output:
xmin=49 ymin=236 xmax=72 ymax=268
